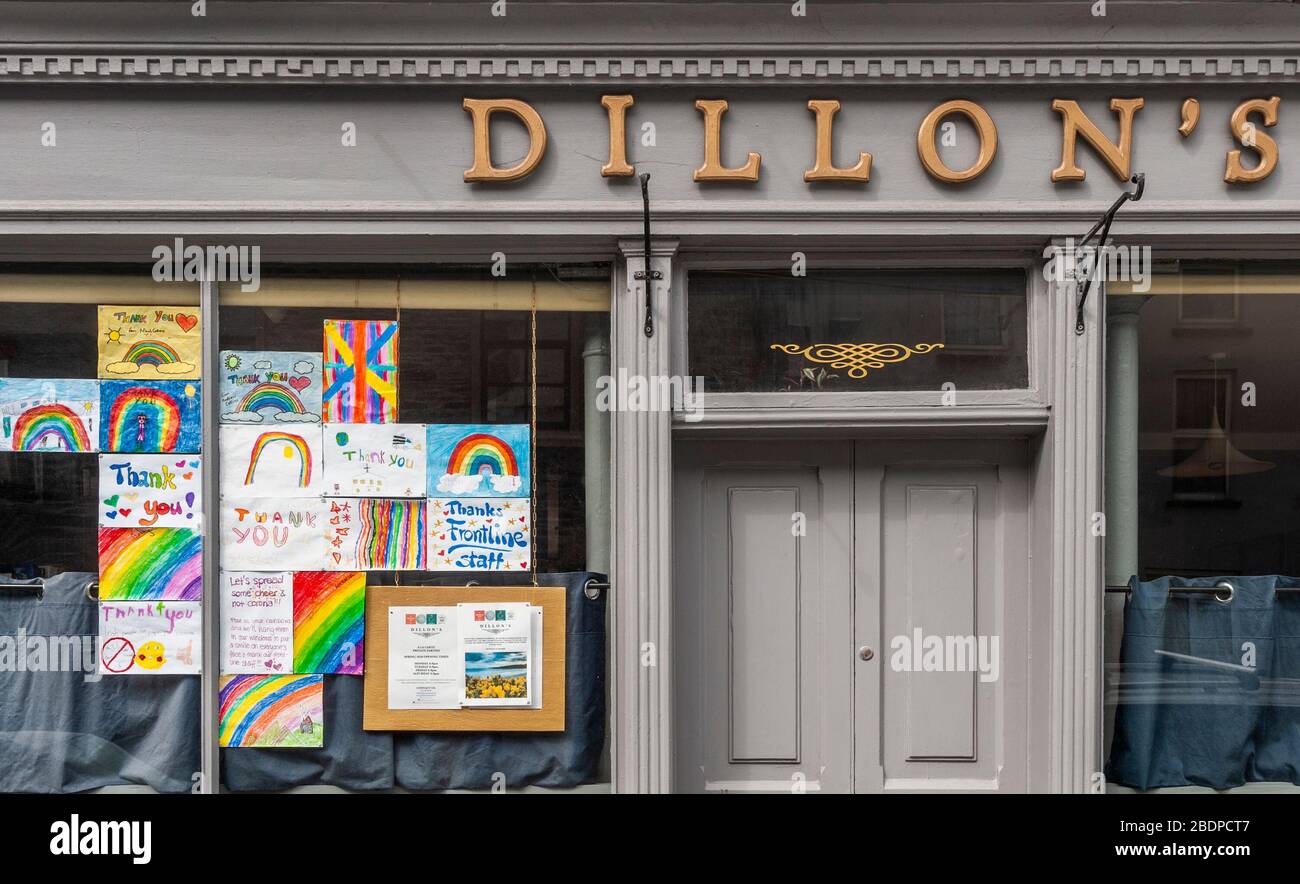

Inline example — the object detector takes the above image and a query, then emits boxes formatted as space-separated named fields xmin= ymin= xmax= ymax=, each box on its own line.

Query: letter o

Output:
xmin=916 ymin=100 xmax=998 ymax=183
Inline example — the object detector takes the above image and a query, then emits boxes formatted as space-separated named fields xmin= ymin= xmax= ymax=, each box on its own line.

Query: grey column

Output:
xmin=610 ymin=237 xmax=678 ymax=794
xmin=583 ymin=312 xmax=611 ymax=575
xmin=199 ymin=277 xmax=220 ymax=794
xmin=1103 ymin=294 xmax=1146 ymax=762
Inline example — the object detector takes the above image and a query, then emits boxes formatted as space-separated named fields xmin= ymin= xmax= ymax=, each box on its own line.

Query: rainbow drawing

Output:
xmin=427 ymin=423 xmax=530 ymax=498
xmin=237 ymin=382 xmax=307 ymax=417
xmin=351 ymin=498 xmax=425 ymax=570
xmin=244 ymin=431 xmax=313 ymax=488
xmin=99 ymin=380 xmax=201 ymax=453
xmin=121 ymin=339 xmax=182 ymax=368
xmin=219 ymin=674 xmax=324 ymax=748
xmin=97 ymin=526 xmax=202 ymax=600
xmin=292 ymin=571 xmax=365 ymax=674
xmin=322 ymin=319 xmax=398 ymax=423
xmin=12 ymin=403 xmax=93 ymax=452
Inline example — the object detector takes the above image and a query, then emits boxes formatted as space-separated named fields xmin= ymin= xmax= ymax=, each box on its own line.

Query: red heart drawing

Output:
xmin=439 ymin=534 xmax=446 ymax=540
xmin=175 ymin=313 xmax=198 ymax=333
xmin=119 ymin=508 xmax=132 ymax=516
xmin=288 ymin=376 xmax=311 ymax=392
xmin=519 ymin=562 xmax=528 ymax=568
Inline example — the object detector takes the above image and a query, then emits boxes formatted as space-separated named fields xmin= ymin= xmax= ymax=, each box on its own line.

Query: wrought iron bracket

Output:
xmin=1071 ymin=172 xmax=1145 ymax=335
xmin=633 ymin=172 xmax=662 ymax=338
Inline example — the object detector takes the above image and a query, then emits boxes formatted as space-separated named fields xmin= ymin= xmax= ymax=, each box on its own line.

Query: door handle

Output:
xmin=858 ymin=645 xmax=874 ymax=662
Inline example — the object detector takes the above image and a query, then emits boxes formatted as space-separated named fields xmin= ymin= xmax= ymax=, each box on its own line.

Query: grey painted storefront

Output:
xmin=2 ymin=0 xmax=1298 ymax=792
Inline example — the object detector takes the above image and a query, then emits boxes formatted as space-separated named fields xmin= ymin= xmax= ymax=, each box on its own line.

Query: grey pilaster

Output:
xmin=610 ymin=237 xmax=678 ymax=793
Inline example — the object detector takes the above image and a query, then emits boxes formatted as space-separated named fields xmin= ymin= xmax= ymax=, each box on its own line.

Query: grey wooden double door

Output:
xmin=673 ymin=439 xmax=1031 ymax=793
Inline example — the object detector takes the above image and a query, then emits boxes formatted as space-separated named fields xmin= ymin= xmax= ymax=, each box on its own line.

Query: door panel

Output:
xmin=855 ymin=441 xmax=1030 ymax=793
xmin=673 ymin=441 xmax=853 ymax=793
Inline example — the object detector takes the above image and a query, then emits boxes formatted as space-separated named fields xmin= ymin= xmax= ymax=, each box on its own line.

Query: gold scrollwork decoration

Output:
xmin=770 ymin=342 xmax=945 ymax=379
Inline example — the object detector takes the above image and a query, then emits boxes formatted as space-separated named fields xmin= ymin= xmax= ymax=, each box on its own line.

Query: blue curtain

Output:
xmin=0 ymin=570 xmax=605 ymax=792
xmin=0 ymin=572 xmax=200 ymax=793
xmin=1107 ymin=574 xmax=1300 ymax=789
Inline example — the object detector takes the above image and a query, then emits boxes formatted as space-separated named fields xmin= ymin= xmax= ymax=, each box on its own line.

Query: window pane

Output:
xmin=688 ymin=269 xmax=1029 ymax=393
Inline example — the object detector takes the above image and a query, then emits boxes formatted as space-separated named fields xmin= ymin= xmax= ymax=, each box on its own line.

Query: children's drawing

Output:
xmin=219 ymin=497 xmax=327 ymax=571
xmin=428 ymin=498 xmax=531 ymax=572
xmin=0 ymin=378 xmax=99 ymax=452
xmin=220 ymin=571 xmax=293 ymax=675
xmin=219 ymin=350 xmax=323 ymax=425
xmin=219 ymin=674 xmax=324 ymax=748
xmin=322 ymin=319 xmax=398 ymax=423
xmin=293 ymin=571 xmax=365 ymax=675
xmin=324 ymin=497 xmax=425 ymax=571
xmin=218 ymin=424 xmax=324 ymax=497
xmin=97 ymin=600 xmax=202 ymax=675
xmin=322 ymin=423 xmax=426 ymax=497
xmin=97 ymin=527 xmax=202 ymax=600
xmin=98 ymin=454 xmax=202 ymax=529
xmin=99 ymin=380 xmax=201 ymax=453
xmin=426 ymin=424 xmax=530 ymax=498
xmin=97 ymin=305 xmax=200 ymax=379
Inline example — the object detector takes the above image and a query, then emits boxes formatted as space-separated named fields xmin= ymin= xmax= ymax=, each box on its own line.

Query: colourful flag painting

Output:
xmin=97 ymin=526 xmax=202 ymax=600
xmin=292 ymin=571 xmax=365 ymax=674
xmin=426 ymin=424 xmax=530 ymax=498
xmin=322 ymin=319 xmax=398 ymax=423
xmin=218 ymin=424 xmax=324 ymax=497
xmin=322 ymin=422 xmax=426 ymax=497
xmin=428 ymin=497 xmax=531 ymax=572
xmin=98 ymin=600 xmax=201 ymax=675
xmin=219 ymin=497 xmax=327 ymax=571
xmin=99 ymin=380 xmax=201 ymax=454
xmin=324 ymin=497 xmax=425 ymax=570
xmin=219 ymin=674 xmax=324 ymax=748
xmin=0 ymin=378 xmax=100 ymax=452
xmin=219 ymin=350 xmax=323 ymax=425
xmin=97 ymin=305 xmax=201 ymax=380
xmin=98 ymin=454 xmax=202 ymax=529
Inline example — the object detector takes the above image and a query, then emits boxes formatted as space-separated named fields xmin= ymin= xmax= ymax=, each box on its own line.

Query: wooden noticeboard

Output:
xmin=363 ymin=585 xmax=566 ymax=732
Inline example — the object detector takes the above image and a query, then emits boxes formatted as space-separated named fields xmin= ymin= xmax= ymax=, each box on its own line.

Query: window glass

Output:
xmin=0 ymin=286 xmax=202 ymax=793
xmin=1104 ymin=262 xmax=1300 ymax=792
xmin=688 ymin=269 xmax=1029 ymax=393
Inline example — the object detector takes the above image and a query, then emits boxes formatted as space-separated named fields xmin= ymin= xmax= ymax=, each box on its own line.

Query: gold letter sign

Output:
xmin=601 ymin=94 xmax=636 ymax=177
xmin=463 ymin=98 xmax=548 ymax=182
xmin=805 ymin=100 xmax=872 ymax=182
xmin=916 ymin=100 xmax=998 ymax=183
xmin=1225 ymin=96 xmax=1281 ymax=184
xmin=1050 ymin=98 xmax=1144 ymax=182
xmin=693 ymin=99 xmax=761 ymax=182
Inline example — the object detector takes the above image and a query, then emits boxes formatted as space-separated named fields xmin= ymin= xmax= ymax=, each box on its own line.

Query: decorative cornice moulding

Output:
xmin=1 ymin=45 xmax=1298 ymax=85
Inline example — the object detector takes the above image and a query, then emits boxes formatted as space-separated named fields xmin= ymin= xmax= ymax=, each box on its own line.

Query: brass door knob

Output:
xmin=858 ymin=646 xmax=874 ymax=662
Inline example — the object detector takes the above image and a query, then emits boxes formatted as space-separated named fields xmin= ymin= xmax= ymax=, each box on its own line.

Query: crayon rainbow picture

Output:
xmin=219 ymin=350 xmax=323 ymax=425
xmin=219 ymin=674 xmax=324 ymax=748
xmin=426 ymin=423 xmax=530 ymax=498
xmin=97 ymin=305 xmax=200 ymax=379
xmin=0 ymin=378 xmax=99 ymax=453
xmin=292 ymin=571 xmax=365 ymax=674
xmin=322 ymin=319 xmax=398 ymax=423
xmin=219 ymin=425 xmax=323 ymax=497
xmin=244 ymin=431 xmax=313 ymax=488
xmin=97 ymin=526 xmax=203 ymax=600
xmin=99 ymin=380 xmax=201 ymax=453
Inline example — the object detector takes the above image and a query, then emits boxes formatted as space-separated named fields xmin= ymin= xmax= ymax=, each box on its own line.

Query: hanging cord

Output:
xmin=529 ymin=277 xmax=539 ymax=587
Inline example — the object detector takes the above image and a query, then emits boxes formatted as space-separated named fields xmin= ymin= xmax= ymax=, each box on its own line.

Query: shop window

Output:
xmin=1105 ymin=261 xmax=1300 ymax=791
xmin=0 ymin=281 xmax=203 ymax=793
xmin=687 ymin=269 xmax=1029 ymax=393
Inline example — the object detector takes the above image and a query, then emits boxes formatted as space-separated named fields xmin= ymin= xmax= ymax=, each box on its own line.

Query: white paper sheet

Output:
xmin=387 ymin=606 xmax=460 ymax=710
xmin=457 ymin=601 xmax=532 ymax=707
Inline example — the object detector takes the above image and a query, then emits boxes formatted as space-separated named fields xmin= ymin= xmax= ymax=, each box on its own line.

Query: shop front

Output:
xmin=0 ymin=0 xmax=1297 ymax=794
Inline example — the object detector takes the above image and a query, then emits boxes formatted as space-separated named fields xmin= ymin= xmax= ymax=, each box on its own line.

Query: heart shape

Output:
xmin=182 ymin=472 xmax=193 ymax=480
xmin=175 ymin=460 xmax=187 ymax=468
xmin=519 ymin=562 xmax=528 ymax=568
xmin=175 ymin=313 xmax=198 ymax=333
xmin=288 ymin=376 xmax=311 ymax=392
xmin=105 ymin=510 xmax=118 ymax=519
xmin=119 ymin=508 xmax=132 ymax=516
xmin=439 ymin=534 xmax=446 ymax=540
xmin=103 ymin=495 xmax=120 ymax=507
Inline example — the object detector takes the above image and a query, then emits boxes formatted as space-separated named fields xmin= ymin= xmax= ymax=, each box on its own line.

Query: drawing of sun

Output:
xmin=104 ymin=327 xmax=123 ymax=343
xmin=224 ymin=353 xmax=241 ymax=370
xmin=184 ymin=383 xmax=197 ymax=398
